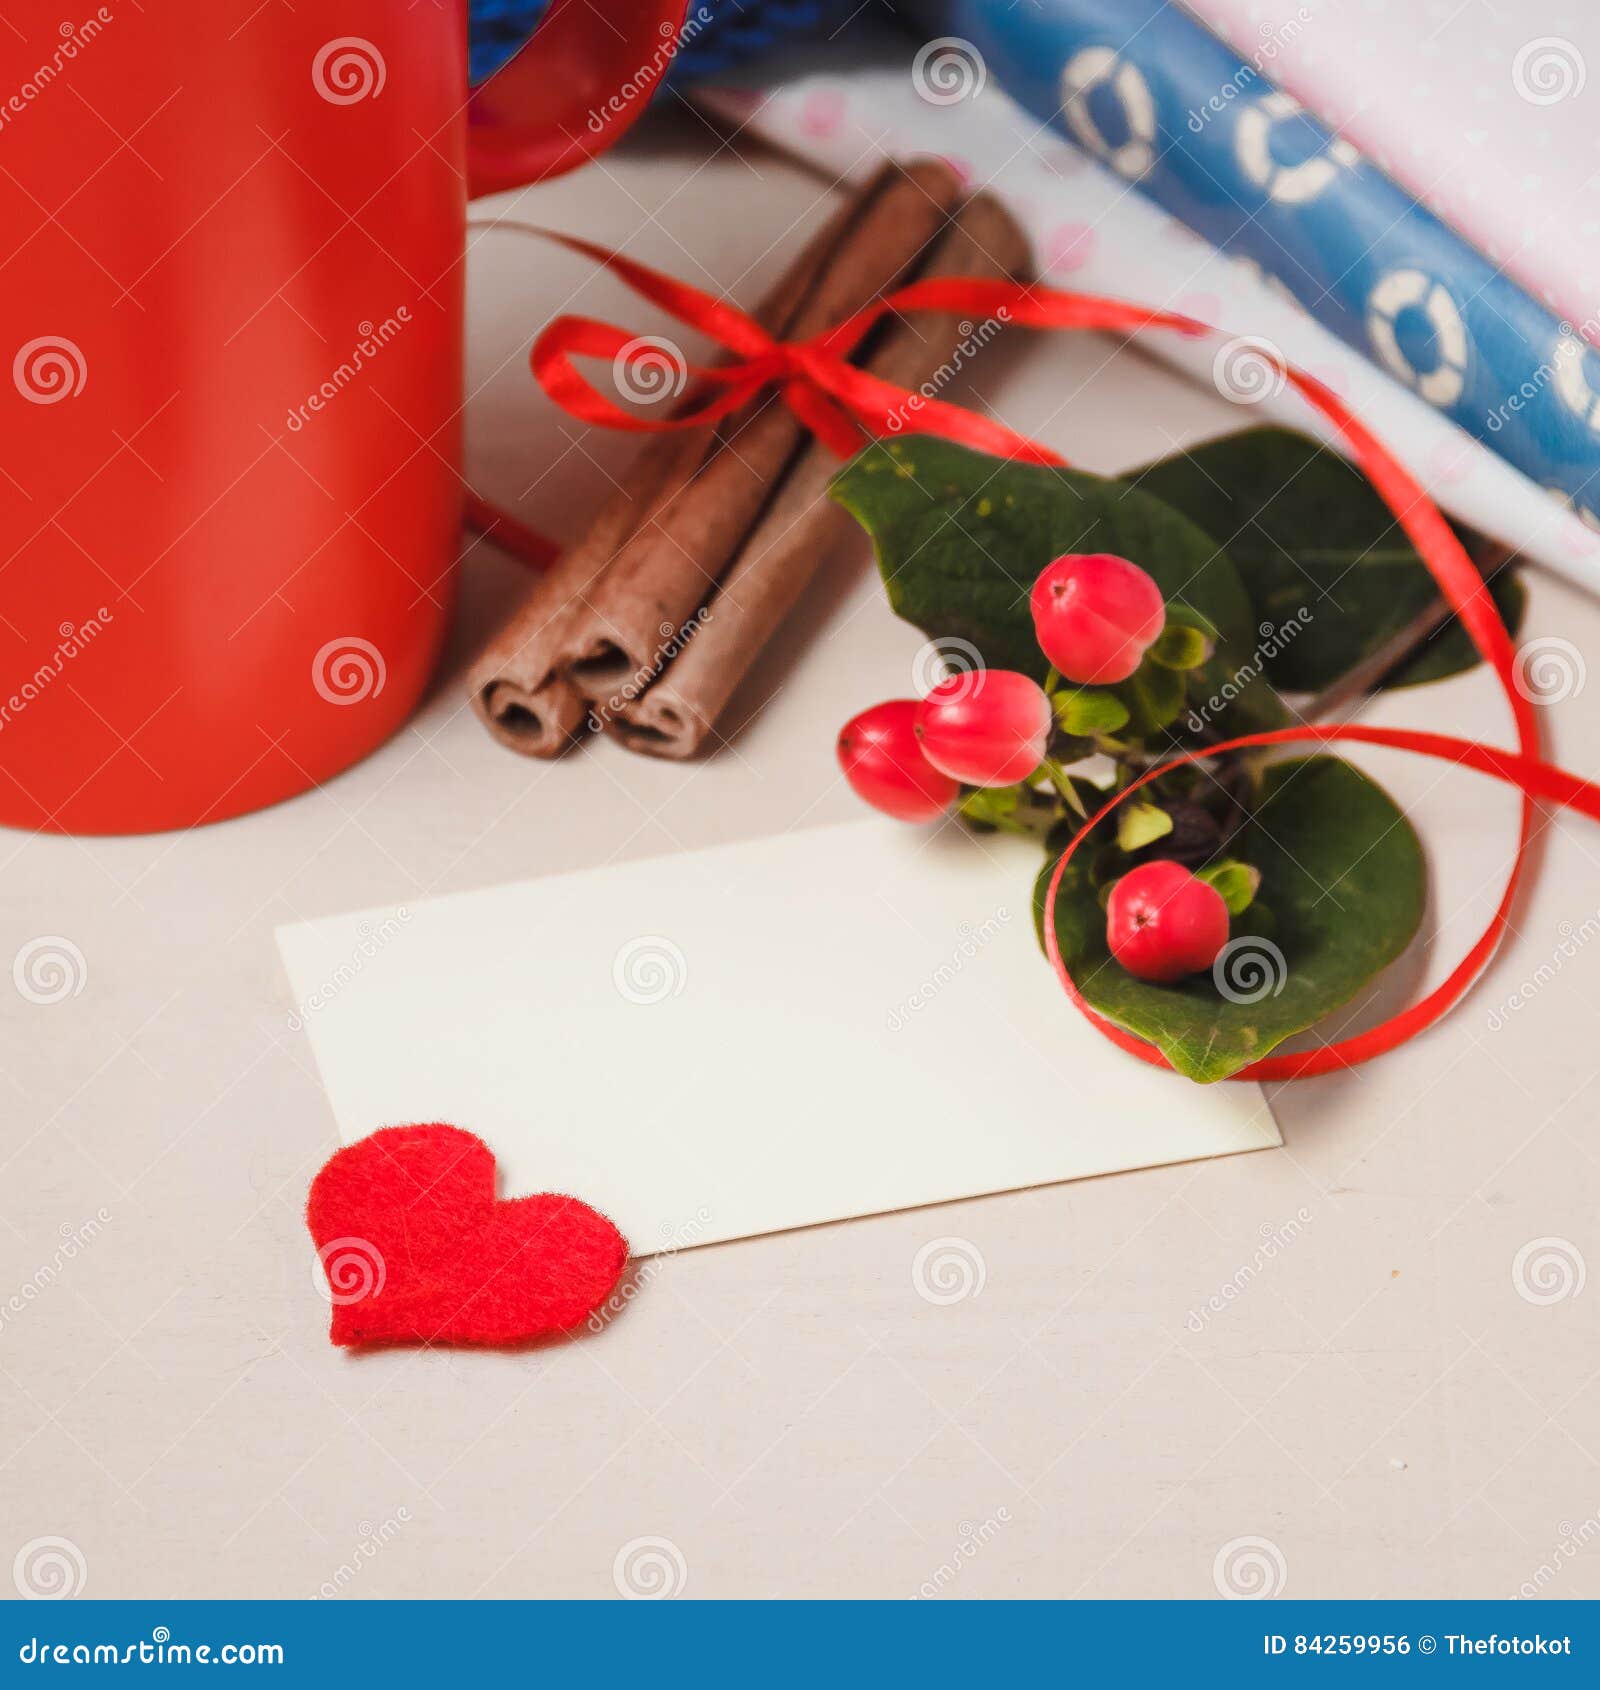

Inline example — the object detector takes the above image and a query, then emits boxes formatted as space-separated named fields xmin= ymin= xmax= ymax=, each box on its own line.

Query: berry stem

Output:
xmin=1042 ymin=760 xmax=1088 ymax=818
xmin=1296 ymin=594 xmax=1452 ymax=723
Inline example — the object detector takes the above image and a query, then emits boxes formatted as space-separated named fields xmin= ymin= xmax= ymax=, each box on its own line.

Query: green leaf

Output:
xmin=1039 ymin=756 xmax=1425 ymax=1082
xmin=957 ymin=785 xmax=1023 ymax=833
xmin=1116 ymin=800 xmax=1174 ymax=853
xmin=1148 ymin=621 xmax=1214 ymax=671
xmin=1042 ymin=766 xmax=1107 ymax=821
xmin=1053 ymin=688 xmax=1129 ymax=736
xmin=831 ymin=435 xmax=1288 ymax=739
xmin=1113 ymin=654 xmax=1188 ymax=739
xmin=958 ymin=784 xmax=1057 ymax=837
xmin=1131 ymin=426 xmax=1525 ymax=691
xmin=1196 ymin=859 xmax=1261 ymax=916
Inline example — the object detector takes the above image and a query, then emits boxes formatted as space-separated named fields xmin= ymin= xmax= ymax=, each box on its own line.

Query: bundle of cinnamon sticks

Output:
xmin=470 ymin=160 xmax=1030 ymax=761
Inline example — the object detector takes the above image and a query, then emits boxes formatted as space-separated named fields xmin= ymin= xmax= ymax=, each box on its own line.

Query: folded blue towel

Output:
xmin=917 ymin=0 xmax=1600 ymax=525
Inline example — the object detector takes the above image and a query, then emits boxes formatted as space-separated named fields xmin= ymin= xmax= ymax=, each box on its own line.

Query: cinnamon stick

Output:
xmin=607 ymin=193 xmax=1032 ymax=758
xmin=552 ymin=159 xmax=966 ymax=714
xmin=468 ymin=167 xmax=916 ymax=755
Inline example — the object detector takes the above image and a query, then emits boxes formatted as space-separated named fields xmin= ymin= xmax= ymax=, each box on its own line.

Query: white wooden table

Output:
xmin=4 ymin=112 xmax=1598 ymax=1601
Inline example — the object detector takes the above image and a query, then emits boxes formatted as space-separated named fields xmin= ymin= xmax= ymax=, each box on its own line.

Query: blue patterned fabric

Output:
xmin=922 ymin=0 xmax=1600 ymax=522
xmin=468 ymin=1 xmax=849 ymax=87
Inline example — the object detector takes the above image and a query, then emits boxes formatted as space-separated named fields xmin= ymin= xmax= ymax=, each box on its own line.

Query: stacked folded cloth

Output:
xmin=916 ymin=0 xmax=1600 ymax=537
xmin=469 ymin=0 xmax=1600 ymax=579
xmin=1191 ymin=0 xmax=1598 ymax=336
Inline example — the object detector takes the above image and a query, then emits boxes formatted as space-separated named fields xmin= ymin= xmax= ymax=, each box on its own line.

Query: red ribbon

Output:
xmin=505 ymin=225 xmax=1600 ymax=1078
xmin=462 ymin=489 xmax=559 ymax=572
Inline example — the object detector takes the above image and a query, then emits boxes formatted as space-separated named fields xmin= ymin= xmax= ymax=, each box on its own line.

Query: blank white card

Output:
xmin=277 ymin=820 xmax=1278 ymax=1251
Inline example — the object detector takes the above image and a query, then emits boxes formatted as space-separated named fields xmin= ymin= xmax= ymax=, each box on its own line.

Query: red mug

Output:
xmin=0 ymin=0 xmax=683 ymax=834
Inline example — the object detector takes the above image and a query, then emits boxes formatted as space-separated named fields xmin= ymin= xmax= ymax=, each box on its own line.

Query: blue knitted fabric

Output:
xmin=469 ymin=1 xmax=849 ymax=86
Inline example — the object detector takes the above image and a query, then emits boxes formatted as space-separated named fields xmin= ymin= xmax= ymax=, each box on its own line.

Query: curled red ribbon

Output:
xmin=506 ymin=223 xmax=1600 ymax=1078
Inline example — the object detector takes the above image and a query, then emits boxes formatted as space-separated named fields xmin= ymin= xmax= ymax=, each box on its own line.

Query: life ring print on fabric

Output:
xmin=1060 ymin=47 xmax=1156 ymax=181
xmin=1234 ymin=92 xmax=1359 ymax=206
xmin=1552 ymin=332 xmax=1600 ymax=434
xmin=1366 ymin=269 xmax=1469 ymax=408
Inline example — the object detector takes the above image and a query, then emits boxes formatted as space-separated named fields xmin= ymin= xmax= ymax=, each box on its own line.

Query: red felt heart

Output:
xmin=306 ymin=1123 xmax=627 ymax=1347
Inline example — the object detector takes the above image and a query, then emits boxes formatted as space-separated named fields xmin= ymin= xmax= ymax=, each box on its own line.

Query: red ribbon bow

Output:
xmin=482 ymin=221 xmax=1600 ymax=1081
xmin=521 ymin=228 xmax=1076 ymax=466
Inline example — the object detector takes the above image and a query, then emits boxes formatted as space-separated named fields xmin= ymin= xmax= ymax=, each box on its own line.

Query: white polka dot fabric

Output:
xmin=1192 ymin=0 xmax=1598 ymax=332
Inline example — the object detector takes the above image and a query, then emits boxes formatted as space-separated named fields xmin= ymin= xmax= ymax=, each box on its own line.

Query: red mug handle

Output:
xmin=466 ymin=0 xmax=691 ymax=197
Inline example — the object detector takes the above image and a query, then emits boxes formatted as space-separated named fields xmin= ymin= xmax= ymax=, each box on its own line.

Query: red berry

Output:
xmin=913 ymin=670 xmax=1052 ymax=787
xmin=1105 ymin=859 xmax=1229 ymax=984
xmin=837 ymin=700 xmax=959 ymax=821
xmin=1031 ymin=552 xmax=1166 ymax=684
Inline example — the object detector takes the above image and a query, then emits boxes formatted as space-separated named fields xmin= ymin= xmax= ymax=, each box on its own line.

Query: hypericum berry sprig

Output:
xmin=835 ymin=549 xmax=1275 ymax=988
xmin=1104 ymin=860 xmax=1229 ymax=983
xmin=836 ymin=700 xmax=959 ymax=822
xmin=835 ymin=673 xmax=1054 ymax=817
xmin=838 ymin=549 xmax=1175 ymax=824
xmin=827 ymin=428 xmax=1508 ymax=1082
xmin=1031 ymin=552 xmax=1166 ymax=684
xmin=914 ymin=671 xmax=1052 ymax=786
